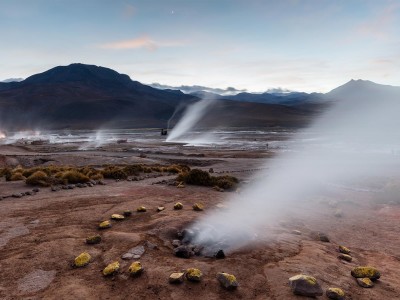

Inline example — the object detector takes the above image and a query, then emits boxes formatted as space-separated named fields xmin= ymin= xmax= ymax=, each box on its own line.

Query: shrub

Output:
xmin=123 ymin=165 xmax=143 ymax=176
xmin=177 ymin=169 xmax=238 ymax=190
xmin=10 ymin=172 xmax=26 ymax=181
xmin=26 ymin=171 xmax=51 ymax=187
xmin=61 ymin=170 xmax=90 ymax=184
xmin=102 ymin=166 xmax=128 ymax=179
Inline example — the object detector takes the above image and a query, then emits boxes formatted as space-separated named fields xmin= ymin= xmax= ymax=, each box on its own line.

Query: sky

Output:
xmin=0 ymin=0 xmax=399 ymax=93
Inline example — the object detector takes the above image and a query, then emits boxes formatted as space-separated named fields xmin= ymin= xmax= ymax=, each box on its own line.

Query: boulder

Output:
xmin=215 ymin=249 xmax=226 ymax=259
xmin=326 ymin=287 xmax=345 ymax=300
xmin=169 ymin=272 xmax=184 ymax=284
xmin=338 ymin=254 xmax=352 ymax=262
xmin=174 ymin=245 xmax=193 ymax=258
xmin=137 ymin=206 xmax=146 ymax=212
xmin=174 ymin=202 xmax=183 ymax=210
xmin=111 ymin=214 xmax=125 ymax=220
xmin=288 ymin=274 xmax=323 ymax=297
xmin=74 ymin=252 xmax=91 ymax=267
xmin=103 ymin=261 xmax=120 ymax=276
xmin=217 ymin=272 xmax=238 ymax=290
xmin=86 ymin=234 xmax=102 ymax=245
xmin=351 ymin=266 xmax=381 ymax=280
xmin=186 ymin=268 xmax=202 ymax=282
xmin=128 ymin=261 xmax=143 ymax=277
xmin=98 ymin=220 xmax=112 ymax=229
xmin=338 ymin=245 xmax=351 ymax=254
xmin=356 ymin=278 xmax=374 ymax=288
xmin=192 ymin=203 xmax=204 ymax=211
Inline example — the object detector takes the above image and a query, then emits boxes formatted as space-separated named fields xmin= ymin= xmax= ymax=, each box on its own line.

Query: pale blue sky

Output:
xmin=0 ymin=0 xmax=399 ymax=92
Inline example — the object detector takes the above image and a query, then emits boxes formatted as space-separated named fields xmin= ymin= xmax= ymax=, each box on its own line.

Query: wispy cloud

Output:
xmin=99 ymin=36 xmax=184 ymax=51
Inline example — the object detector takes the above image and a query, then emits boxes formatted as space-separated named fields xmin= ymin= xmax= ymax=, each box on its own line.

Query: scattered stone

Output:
xmin=288 ymin=274 xmax=323 ymax=297
xmin=172 ymin=240 xmax=181 ymax=248
xmin=74 ymin=252 xmax=91 ymax=267
xmin=351 ymin=266 xmax=381 ymax=280
xmin=97 ymin=180 xmax=106 ymax=185
xmin=87 ymin=183 xmax=93 ymax=187
xmin=157 ymin=206 xmax=165 ymax=212
xmin=32 ymin=188 xmax=40 ymax=192
xmin=67 ymin=184 xmax=75 ymax=189
xmin=81 ymin=183 xmax=87 ymax=188
xmin=334 ymin=209 xmax=343 ymax=218
xmin=215 ymin=249 xmax=226 ymax=259
xmin=318 ymin=232 xmax=330 ymax=242
xmin=292 ymin=230 xmax=302 ymax=235
xmin=174 ymin=245 xmax=194 ymax=258
xmin=192 ymin=203 xmax=204 ymax=211
xmin=25 ymin=191 xmax=33 ymax=196
xmin=326 ymin=287 xmax=345 ymax=300
xmin=51 ymin=186 xmax=59 ymax=192
xmin=356 ymin=278 xmax=374 ymax=288
xmin=174 ymin=202 xmax=183 ymax=210
xmin=128 ymin=261 xmax=143 ymax=277
xmin=169 ymin=272 xmax=185 ymax=284
xmin=338 ymin=254 xmax=352 ymax=262
xmin=98 ymin=220 xmax=112 ymax=229
xmin=209 ymin=168 xmax=214 ymax=173
xmin=339 ymin=245 xmax=351 ymax=254
xmin=127 ymin=178 xmax=132 ymax=182
xmin=111 ymin=214 xmax=125 ymax=221
xmin=103 ymin=261 xmax=120 ymax=276
xmin=186 ymin=268 xmax=202 ymax=282
xmin=145 ymin=240 xmax=158 ymax=250
xmin=137 ymin=206 xmax=146 ymax=212
xmin=217 ymin=272 xmax=238 ymax=290
xmin=123 ymin=210 xmax=132 ymax=217
xmin=86 ymin=235 xmax=102 ymax=245
xmin=181 ymin=229 xmax=196 ymax=244
xmin=61 ymin=185 xmax=68 ymax=190
xmin=12 ymin=193 xmax=23 ymax=198
xmin=122 ymin=245 xmax=145 ymax=260
xmin=213 ymin=186 xmax=224 ymax=192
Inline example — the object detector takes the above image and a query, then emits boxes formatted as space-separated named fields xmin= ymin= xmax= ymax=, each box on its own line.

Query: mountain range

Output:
xmin=0 ymin=63 xmax=397 ymax=131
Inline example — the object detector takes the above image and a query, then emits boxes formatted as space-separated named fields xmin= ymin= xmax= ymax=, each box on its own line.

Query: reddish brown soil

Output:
xmin=0 ymin=143 xmax=399 ymax=299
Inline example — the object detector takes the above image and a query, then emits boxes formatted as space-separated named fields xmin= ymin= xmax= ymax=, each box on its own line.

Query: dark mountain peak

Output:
xmin=22 ymin=63 xmax=132 ymax=85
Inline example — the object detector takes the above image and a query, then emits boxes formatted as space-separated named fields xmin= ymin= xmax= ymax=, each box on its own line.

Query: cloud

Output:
xmin=99 ymin=36 xmax=184 ymax=51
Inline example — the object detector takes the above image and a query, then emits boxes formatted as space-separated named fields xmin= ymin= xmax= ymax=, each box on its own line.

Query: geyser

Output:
xmin=192 ymin=82 xmax=400 ymax=252
xmin=166 ymin=98 xmax=216 ymax=143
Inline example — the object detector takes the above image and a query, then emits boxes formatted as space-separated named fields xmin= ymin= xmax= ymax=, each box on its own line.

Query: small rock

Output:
xmin=174 ymin=245 xmax=193 ymax=258
xmin=169 ymin=272 xmax=184 ymax=284
xmin=334 ymin=209 xmax=343 ymax=218
xmin=51 ymin=186 xmax=59 ymax=192
xmin=121 ymin=253 xmax=134 ymax=260
xmin=186 ymin=268 xmax=202 ymax=282
xmin=292 ymin=230 xmax=302 ymax=235
xmin=128 ymin=261 xmax=143 ymax=277
xmin=213 ymin=186 xmax=224 ymax=192
xmin=351 ymin=266 xmax=381 ymax=280
xmin=192 ymin=203 xmax=204 ymax=211
xmin=74 ymin=252 xmax=91 ymax=267
xmin=172 ymin=240 xmax=181 ymax=248
xmin=98 ymin=220 xmax=112 ymax=229
xmin=209 ymin=168 xmax=214 ymax=173
xmin=97 ymin=180 xmax=106 ymax=185
xmin=339 ymin=245 xmax=351 ymax=254
xmin=217 ymin=272 xmax=238 ymax=290
xmin=32 ymin=188 xmax=40 ymax=192
xmin=67 ymin=184 xmax=75 ymax=189
xmin=137 ymin=206 xmax=146 ymax=212
xmin=87 ymin=183 xmax=93 ymax=187
xmin=111 ymin=214 xmax=125 ymax=221
xmin=356 ymin=277 xmax=374 ymax=288
xmin=288 ymin=274 xmax=323 ymax=297
xmin=326 ymin=287 xmax=345 ymax=300
xmin=25 ymin=191 xmax=33 ymax=196
xmin=174 ymin=202 xmax=183 ymax=210
xmin=103 ymin=261 xmax=120 ymax=276
xmin=157 ymin=206 xmax=165 ymax=212
xmin=12 ymin=193 xmax=23 ymax=198
xmin=86 ymin=235 xmax=102 ymax=245
xmin=215 ymin=249 xmax=225 ymax=259
xmin=123 ymin=210 xmax=132 ymax=217
xmin=338 ymin=254 xmax=352 ymax=262
xmin=61 ymin=185 xmax=68 ymax=190
xmin=318 ymin=232 xmax=330 ymax=242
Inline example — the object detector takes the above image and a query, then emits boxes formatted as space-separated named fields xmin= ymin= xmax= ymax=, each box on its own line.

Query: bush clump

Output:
xmin=61 ymin=170 xmax=90 ymax=184
xmin=26 ymin=171 xmax=51 ymax=187
xmin=177 ymin=169 xmax=238 ymax=190
xmin=102 ymin=166 xmax=128 ymax=180
xmin=10 ymin=172 xmax=26 ymax=181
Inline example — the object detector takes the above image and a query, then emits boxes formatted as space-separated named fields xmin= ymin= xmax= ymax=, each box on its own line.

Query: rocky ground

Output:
xmin=0 ymin=140 xmax=399 ymax=299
